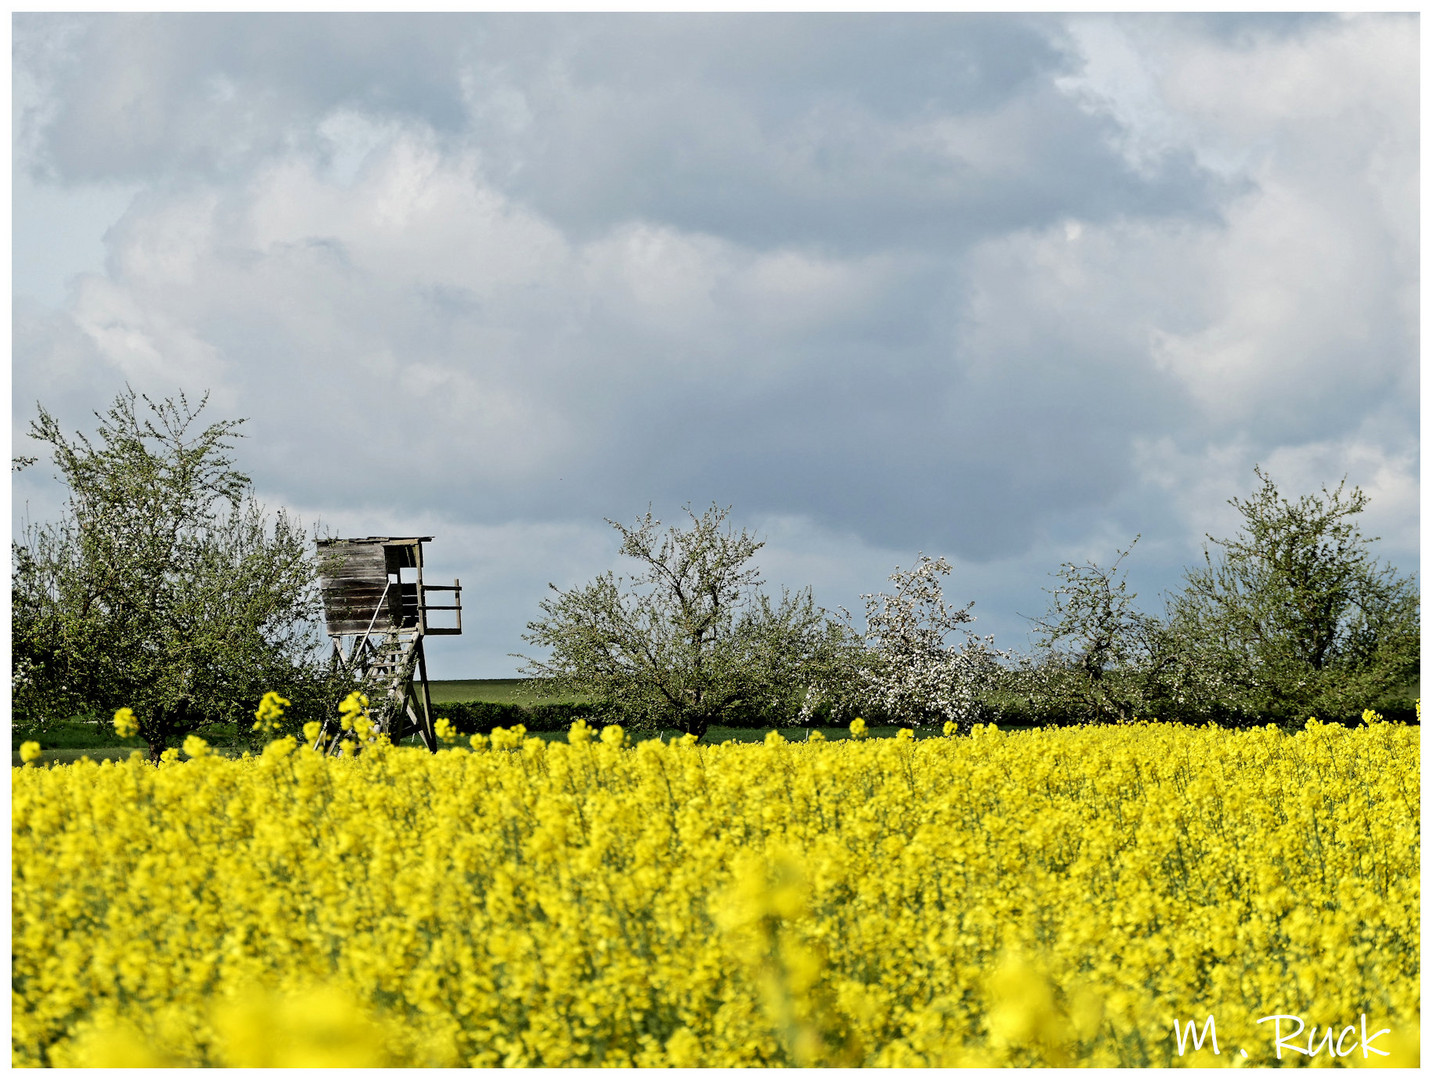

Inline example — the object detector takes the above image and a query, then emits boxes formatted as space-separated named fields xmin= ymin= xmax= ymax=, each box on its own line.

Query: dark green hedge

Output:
xmin=432 ymin=700 xmax=625 ymax=735
xmin=429 ymin=695 xmax=1418 ymax=738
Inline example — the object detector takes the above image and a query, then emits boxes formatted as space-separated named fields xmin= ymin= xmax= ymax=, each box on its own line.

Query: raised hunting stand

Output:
xmin=315 ymin=536 xmax=461 ymax=751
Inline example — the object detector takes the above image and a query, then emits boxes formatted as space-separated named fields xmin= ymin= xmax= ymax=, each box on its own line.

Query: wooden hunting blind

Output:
xmin=316 ymin=536 xmax=461 ymax=752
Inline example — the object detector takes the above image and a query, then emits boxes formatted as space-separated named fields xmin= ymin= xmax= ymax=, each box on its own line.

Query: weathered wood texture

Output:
xmin=317 ymin=538 xmax=427 ymax=637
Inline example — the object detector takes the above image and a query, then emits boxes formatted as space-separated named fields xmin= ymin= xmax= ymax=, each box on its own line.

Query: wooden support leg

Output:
xmin=415 ymin=639 xmax=437 ymax=752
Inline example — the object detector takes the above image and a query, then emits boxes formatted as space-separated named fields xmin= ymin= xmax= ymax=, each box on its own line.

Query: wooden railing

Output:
xmin=420 ymin=580 xmax=462 ymax=635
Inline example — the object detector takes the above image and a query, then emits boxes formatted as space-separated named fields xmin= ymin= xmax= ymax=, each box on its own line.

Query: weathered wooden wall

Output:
xmin=318 ymin=540 xmax=405 ymax=636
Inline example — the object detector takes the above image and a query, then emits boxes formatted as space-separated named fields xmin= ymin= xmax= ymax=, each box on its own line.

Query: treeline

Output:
xmin=12 ymin=390 xmax=1419 ymax=756
xmin=984 ymin=467 xmax=1420 ymax=729
xmin=519 ymin=476 xmax=1418 ymax=735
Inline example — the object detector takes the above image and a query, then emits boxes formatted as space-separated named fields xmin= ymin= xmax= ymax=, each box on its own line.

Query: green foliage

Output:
xmin=728 ymin=587 xmax=865 ymax=728
xmin=1005 ymin=469 xmax=1418 ymax=728
xmin=9 ymin=717 xmax=140 ymax=753
xmin=1021 ymin=537 xmax=1174 ymax=724
xmin=11 ymin=389 xmax=333 ymax=756
xmin=518 ymin=503 xmax=859 ymax=737
xmin=1164 ymin=466 xmax=1418 ymax=725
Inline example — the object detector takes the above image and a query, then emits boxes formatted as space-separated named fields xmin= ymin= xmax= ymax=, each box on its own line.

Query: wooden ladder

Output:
xmin=315 ymin=603 xmax=438 ymax=754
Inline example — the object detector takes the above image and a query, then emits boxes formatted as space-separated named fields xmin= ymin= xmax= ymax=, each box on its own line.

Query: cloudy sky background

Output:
xmin=12 ymin=13 xmax=1419 ymax=677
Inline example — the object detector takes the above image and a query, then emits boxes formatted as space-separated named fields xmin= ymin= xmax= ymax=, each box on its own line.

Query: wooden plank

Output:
xmin=318 ymin=541 xmax=401 ymax=636
xmin=317 ymin=542 xmax=387 ymax=587
xmin=320 ymin=578 xmax=398 ymax=636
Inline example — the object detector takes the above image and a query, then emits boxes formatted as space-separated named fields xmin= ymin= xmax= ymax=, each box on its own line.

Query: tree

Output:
xmin=518 ymin=504 xmax=855 ymax=737
xmin=1165 ymin=466 xmax=1419 ymax=724
xmin=12 ymin=389 xmax=329 ymax=758
xmin=857 ymin=554 xmax=1002 ymax=734
xmin=1023 ymin=537 xmax=1172 ymax=724
xmin=736 ymin=587 xmax=864 ymax=729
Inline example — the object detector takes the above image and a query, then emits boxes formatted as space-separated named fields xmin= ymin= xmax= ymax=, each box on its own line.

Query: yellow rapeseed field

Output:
xmin=11 ymin=711 xmax=1420 ymax=1067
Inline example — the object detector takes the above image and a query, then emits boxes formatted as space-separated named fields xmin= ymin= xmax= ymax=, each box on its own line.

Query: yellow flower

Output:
xmin=62 ymin=1020 xmax=174 ymax=1067
xmin=849 ymin=717 xmax=867 ymax=739
xmin=8 ymin=704 xmax=1419 ymax=1069
xmin=985 ymin=953 xmax=1066 ymax=1058
xmin=19 ymin=740 xmax=42 ymax=764
xmin=434 ymin=717 xmax=456 ymax=743
xmin=181 ymin=735 xmax=209 ymax=759
xmin=252 ymin=691 xmax=291 ymax=734
xmin=302 ymin=721 xmax=323 ymax=745
xmin=336 ymin=693 xmax=375 ymax=743
xmin=211 ymin=984 xmax=394 ymax=1067
xmin=339 ymin=691 xmax=369 ymax=720
xmin=262 ymin=736 xmax=297 ymax=760
xmin=113 ymin=708 xmax=139 ymax=739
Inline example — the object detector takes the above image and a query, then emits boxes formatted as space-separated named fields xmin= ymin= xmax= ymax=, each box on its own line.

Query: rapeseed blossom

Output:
xmin=12 ymin=714 xmax=1419 ymax=1067
xmin=112 ymin=708 xmax=138 ymax=738
xmin=338 ymin=691 xmax=368 ymax=731
xmin=251 ymin=691 xmax=290 ymax=734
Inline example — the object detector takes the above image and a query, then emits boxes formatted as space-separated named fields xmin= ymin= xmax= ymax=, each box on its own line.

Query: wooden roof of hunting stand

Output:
xmin=314 ymin=536 xmax=462 ymax=753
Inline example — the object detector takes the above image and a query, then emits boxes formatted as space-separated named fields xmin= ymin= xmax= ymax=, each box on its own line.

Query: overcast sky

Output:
xmin=11 ymin=13 xmax=1420 ymax=677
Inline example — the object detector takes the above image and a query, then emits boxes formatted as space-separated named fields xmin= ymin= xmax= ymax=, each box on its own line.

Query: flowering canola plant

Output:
xmin=12 ymin=714 xmax=1419 ymax=1067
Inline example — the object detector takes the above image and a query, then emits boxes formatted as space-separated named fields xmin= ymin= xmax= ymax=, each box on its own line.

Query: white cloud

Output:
xmin=69 ymin=273 xmax=228 ymax=390
xmin=314 ymin=109 xmax=406 ymax=187
xmin=31 ymin=126 xmax=927 ymax=514
xmin=580 ymin=223 xmax=736 ymax=337
xmin=1260 ymin=440 xmax=1420 ymax=558
xmin=1055 ymin=17 xmax=1192 ymax=177
xmin=1052 ymin=15 xmax=1418 ymax=411
xmin=1131 ymin=434 xmax=1418 ymax=569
